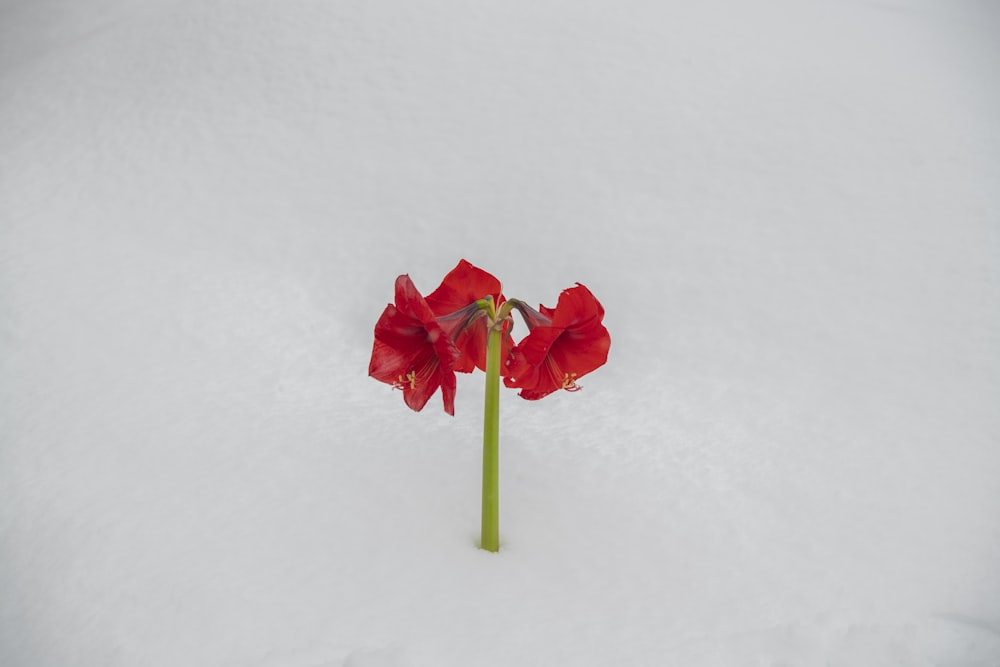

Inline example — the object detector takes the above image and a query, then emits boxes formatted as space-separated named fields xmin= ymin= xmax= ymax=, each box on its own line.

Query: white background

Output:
xmin=2 ymin=1 xmax=999 ymax=665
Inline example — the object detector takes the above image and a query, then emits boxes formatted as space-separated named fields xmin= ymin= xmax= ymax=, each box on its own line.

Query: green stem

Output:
xmin=481 ymin=319 xmax=502 ymax=552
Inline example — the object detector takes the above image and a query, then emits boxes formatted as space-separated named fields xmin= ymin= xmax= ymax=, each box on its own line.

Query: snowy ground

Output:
xmin=2 ymin=1 xmax=999 ymax=665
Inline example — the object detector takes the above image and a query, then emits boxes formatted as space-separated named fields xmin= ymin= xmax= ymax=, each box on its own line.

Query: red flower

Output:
xmin=369 ymin=274 xmax=462 ymax=414
xmin=425 ymin=259 xmax=512 ymax=375
xmin=504 ymin=284 xmax=611 ymax=400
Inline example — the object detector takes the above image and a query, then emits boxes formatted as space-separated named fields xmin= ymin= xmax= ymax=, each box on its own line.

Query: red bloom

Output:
xmin=369 ymin=274 xmax=462 ymax=414
xmin=504 ymin=284 xmax=611 ymax=400
xmin=425 ymin=259 xmax=512 ymax=375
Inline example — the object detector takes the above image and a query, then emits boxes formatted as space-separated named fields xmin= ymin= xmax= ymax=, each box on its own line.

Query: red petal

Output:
xmin=504 ymin=350 xmax=565 ymax=400
xmin=371 ymin=304 xmax=426 ymax=355
xmin=399 ymin=347 xmax=437 ymax=410
xmin=369 ymin=337 xmax=410 ymax=384
xmin=425 ymin=259 xmax=503 ymax=317
xmin=513 ymin=323 xmax=563 ymax=366
xmin=548 ymin=324 xmax=610 ymax=377
xmin=550 ymin=283 xmax=605 ymax=330
xmin=395 ymin=274 xmax=440 ymax=324
xmin=438 ymin=364 xmax=457 ymax=415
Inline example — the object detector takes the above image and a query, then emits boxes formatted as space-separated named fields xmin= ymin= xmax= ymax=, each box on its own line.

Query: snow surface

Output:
xmin=2 ymin=0 xmax=1000 ymax=665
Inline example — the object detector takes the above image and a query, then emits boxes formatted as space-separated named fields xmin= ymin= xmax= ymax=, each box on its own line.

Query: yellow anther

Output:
xmin=394 ymin=371 xmax=417 ymax=391
xmin=561 ymin=372 xmax=580 ymax=391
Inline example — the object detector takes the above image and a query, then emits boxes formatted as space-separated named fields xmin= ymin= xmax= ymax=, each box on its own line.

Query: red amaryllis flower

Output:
xmin=369 ymin=274 xmax=462 ymax=415
xmin=504 ymin=284 xmax=611 ymax=400
xmin=425 ymin=259 xmax=512 ymax=375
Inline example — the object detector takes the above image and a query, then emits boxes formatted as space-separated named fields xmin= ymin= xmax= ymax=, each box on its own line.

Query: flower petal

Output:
xmin=550 ymin=283 xmax=605 ymax=330
xmin=424 ymin=259 xmax=502 ymax=317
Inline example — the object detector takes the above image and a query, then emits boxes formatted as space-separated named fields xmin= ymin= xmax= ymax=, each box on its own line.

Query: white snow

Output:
xmin=2 ymin=0 xmax=999 ymax=665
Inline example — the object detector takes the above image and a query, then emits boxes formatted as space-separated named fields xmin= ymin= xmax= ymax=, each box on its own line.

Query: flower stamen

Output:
xmin=561 ymin=372 xmax=581 ymax=392
xmin=394 ymin=371 xmax=417 ymax=390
